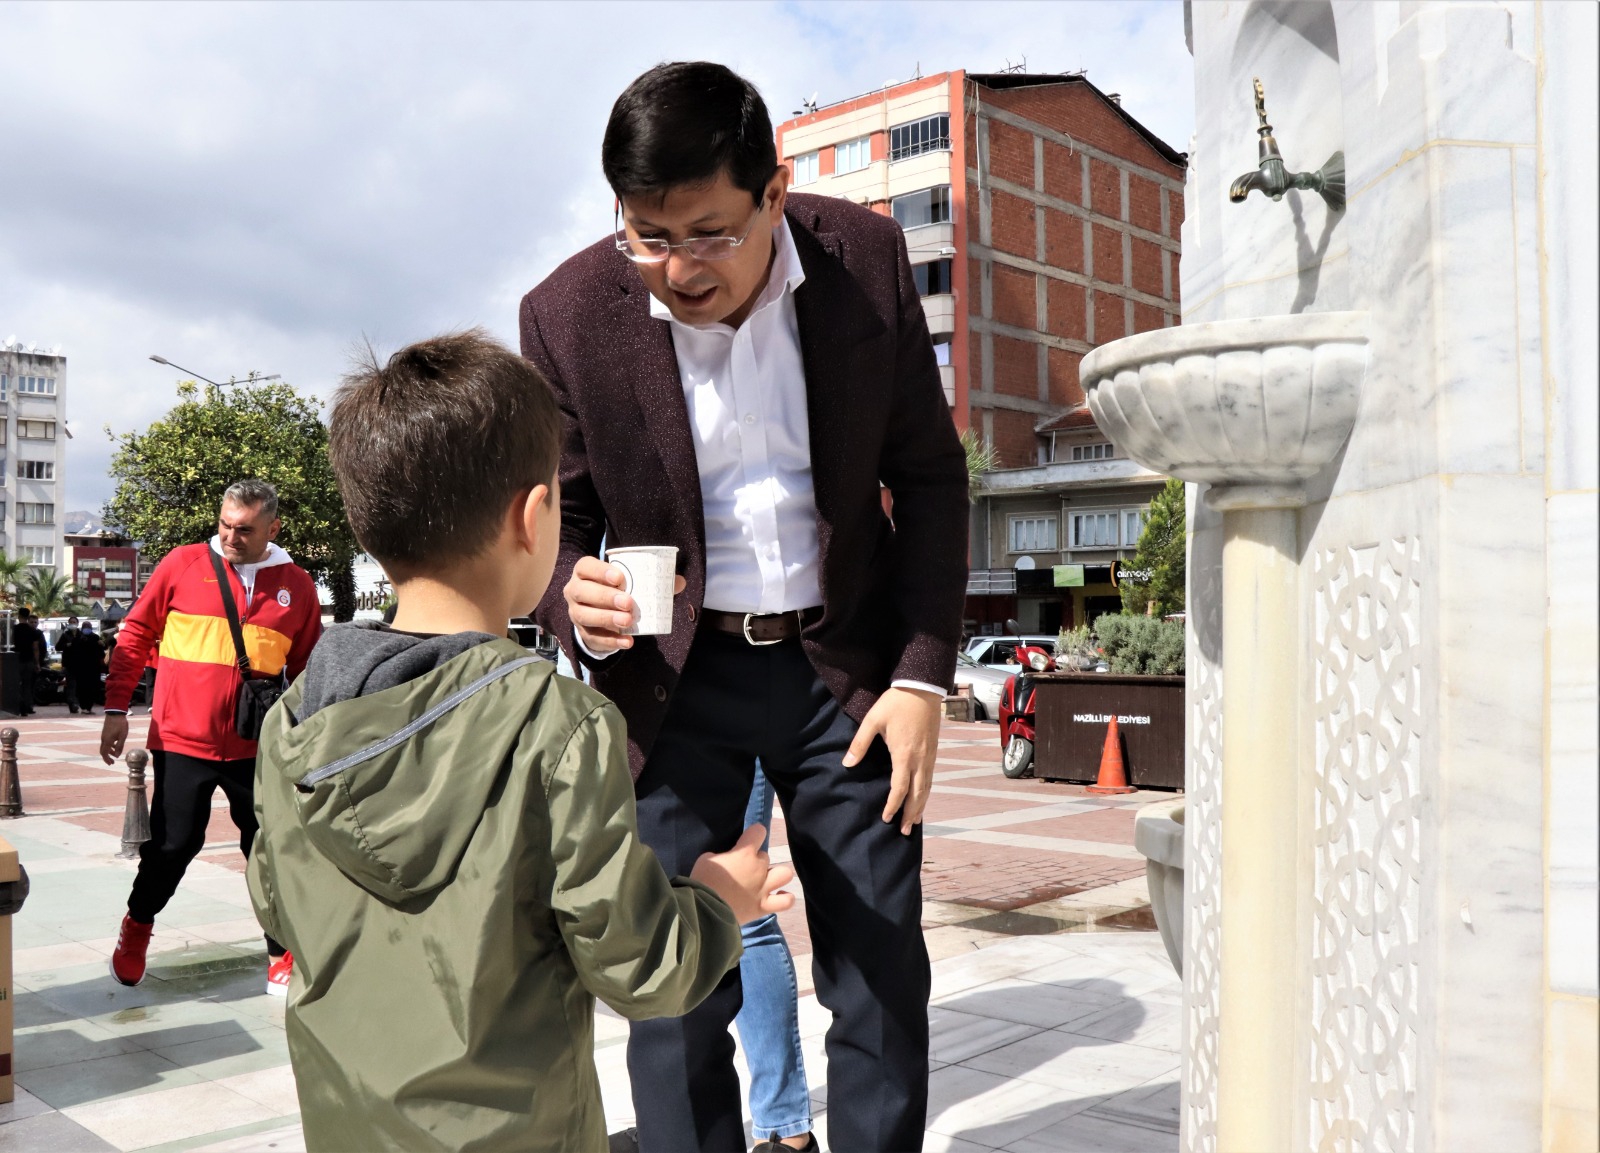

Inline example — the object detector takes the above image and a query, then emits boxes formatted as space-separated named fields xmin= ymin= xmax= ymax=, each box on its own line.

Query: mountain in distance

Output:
xmin=64 ymin=510 xmax=105 ymax=534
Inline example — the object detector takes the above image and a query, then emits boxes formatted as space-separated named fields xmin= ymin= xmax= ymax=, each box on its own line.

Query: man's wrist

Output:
xmin=573 ymin=629 xmax=620 ymax=663
xmin=890 ymin=679 xmax=947 ymax=700
xmin=103 ymin=709 xmax=128 ymax=716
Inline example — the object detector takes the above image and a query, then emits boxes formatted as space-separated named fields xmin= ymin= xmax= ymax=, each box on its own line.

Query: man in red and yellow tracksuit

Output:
xmin=99 ymin=480 xmax=322 ymax=994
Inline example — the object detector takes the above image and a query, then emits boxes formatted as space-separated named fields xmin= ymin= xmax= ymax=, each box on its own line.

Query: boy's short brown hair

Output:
xmin=330 ymin=329 xmax=561 ymax=577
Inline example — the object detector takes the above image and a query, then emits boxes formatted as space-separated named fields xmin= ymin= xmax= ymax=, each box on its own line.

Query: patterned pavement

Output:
xmin=0 ymin=706 xmax=1181 ymax=1152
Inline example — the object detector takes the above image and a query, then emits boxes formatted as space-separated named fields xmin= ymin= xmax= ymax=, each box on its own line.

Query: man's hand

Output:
xmin=690 ymin=823 xmax=796 ymax=923
xmin=842 ymin=686 xmax=943 ymax=835
xmin=100 ymin=714 xmax=129 ymax=766
xmin=563 ymin=555 xmax=687 ymax=656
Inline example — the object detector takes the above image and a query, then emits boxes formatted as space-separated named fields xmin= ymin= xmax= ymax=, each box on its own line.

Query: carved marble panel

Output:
xmin=1309 ymin=537 xmax=1423 ymax=1152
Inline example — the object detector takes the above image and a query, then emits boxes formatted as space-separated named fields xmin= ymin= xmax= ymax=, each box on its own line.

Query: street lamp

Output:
xmin=148 ymin=355 xmax=281 ymax=388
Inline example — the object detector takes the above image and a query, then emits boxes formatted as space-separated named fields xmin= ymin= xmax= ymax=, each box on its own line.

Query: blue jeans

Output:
xmin=734 ymin=765 xmax=813 ymax=1141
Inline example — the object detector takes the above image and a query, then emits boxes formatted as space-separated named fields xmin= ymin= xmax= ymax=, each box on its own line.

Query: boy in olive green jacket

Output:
xmin=247 ymin=331 xmax=792 ymax=1152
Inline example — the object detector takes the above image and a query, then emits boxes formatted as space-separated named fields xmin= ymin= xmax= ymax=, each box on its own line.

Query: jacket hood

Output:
xmin=210 ymin=537 xmax=294 ymax=569
xmin=264 ymin=624 xmax=553 ymax=903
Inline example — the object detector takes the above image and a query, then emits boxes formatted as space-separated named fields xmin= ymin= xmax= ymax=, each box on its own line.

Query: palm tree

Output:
xmin=0 ymin=552 xmax=30 ymax=609
xmin=960 ymin=427 xmax=1000 ymax=503
xmin=15 ymin=569 xmax=89 ymax=618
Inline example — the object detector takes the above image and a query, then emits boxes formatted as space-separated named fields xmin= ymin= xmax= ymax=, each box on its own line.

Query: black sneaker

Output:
xmin=607 ymin=1130 xmax=638 ymax=1153
xmin=752 ymin=1137 xmax=819 ymax=1153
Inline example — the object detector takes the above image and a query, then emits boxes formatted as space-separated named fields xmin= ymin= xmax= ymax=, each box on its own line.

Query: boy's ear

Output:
xmin=519 ymin=484 xmax=550 ymax=551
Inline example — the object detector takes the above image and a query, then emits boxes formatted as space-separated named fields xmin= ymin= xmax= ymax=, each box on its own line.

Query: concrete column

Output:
xmin=1215 ymin=505 xmax=1300 ymax=1151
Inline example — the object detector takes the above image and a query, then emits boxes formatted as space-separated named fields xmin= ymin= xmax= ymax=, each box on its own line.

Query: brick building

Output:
xmin=776 ymin=71 xmax=1186 ymax=636
xmin=63 ymin=528 xmax=143 ymax=608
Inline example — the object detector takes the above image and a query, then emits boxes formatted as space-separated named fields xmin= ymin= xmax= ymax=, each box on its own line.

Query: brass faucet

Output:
xmin=1229 ymin=78 xmax=1345 ymax=211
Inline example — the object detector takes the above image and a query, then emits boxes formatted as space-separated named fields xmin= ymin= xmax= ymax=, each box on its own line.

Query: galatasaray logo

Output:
xmin=277 ymin=589 xmax=292 ymax=608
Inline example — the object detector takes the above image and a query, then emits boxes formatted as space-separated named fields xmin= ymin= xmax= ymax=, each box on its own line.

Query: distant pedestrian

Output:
xmin=11 ymin=609 xmax=45 ymax=716
xmin=65 ymin=622 xmax=106 ymax=714
xmin=99 ymin=479 xmax=322 ymax=996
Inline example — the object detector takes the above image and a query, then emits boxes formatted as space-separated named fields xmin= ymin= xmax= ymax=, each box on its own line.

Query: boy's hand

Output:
xmin=689 ymin=823 xmax=796 ymax=924
xmin=100 ymin=714 xmax=129 ymax=765
xmin=564 ymin=555 xmax=687 ymax=655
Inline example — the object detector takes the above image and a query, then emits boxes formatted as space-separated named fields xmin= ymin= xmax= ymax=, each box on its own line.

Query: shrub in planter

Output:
xmin=1092 ymin=614 xmax=1185 ymax=675
xmin=1054 ymin=625 xmax=1099 ymax=671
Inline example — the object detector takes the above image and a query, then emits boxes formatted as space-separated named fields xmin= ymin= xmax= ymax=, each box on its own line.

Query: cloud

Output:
xmin=0 ymin=0 xmax=1193 ymax=513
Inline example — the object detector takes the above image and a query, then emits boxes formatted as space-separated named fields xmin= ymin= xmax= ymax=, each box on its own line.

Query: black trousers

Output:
xmin=17 ymin=662 xmax=35 ymax=714
xmin=127 ymin=750 xmax=283 ymax=956
xmin=627 ymin=631 xmax=930 ymax=1153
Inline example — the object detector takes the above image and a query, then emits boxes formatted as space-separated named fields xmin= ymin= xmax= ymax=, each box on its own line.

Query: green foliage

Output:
xmin=15 ymin=569 xmax=89 ymax=617
xmin=960 ymin=428 xmax=999 ymax=502
xmin=1054 ymin=624 xmax=1099 ymax=670
xmin=104 ymin=381 xmax=358 ymax=598
xmin=1092 ymin=614 xmax=1185 ymax=675
xmin=1120 ymin=476 xmax=1186 ymax=617
xmin=0 ymin=553 xmax=31 ymax=609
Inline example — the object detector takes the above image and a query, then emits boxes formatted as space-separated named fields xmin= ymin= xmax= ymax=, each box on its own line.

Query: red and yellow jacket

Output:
xmin=105 ymin=542 xmax=323 ymax=761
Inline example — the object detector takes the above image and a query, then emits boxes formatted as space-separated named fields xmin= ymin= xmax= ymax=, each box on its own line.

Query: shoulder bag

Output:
xmin=210 ymin=548 xmax=287 ymax=741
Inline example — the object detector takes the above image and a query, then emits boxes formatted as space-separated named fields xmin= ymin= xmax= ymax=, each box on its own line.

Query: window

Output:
xmin=1071 ymin=443 xmax=1116 ymax=462
xmin=889 ymin=114 xmax=950 ymax=161
xmin=932 ymin=336 xmax=952 ymax=366
xmin=834 ymin=136 xmax=870 ymax=174
xmin=17 ymin=502 xmax=54 ymax=525
xmin=912 ymin=258 xmax=953 ymax=296
xmin=891 ymin=185 xmax=952 ymax=229
xmin=17 ymin=460 xmax=53 ymax=481
xmin=1124 ymin=507 xmax=1148 ymax=547
xmin=1071 ymin=511 xmax=1120 ymax=549
xmin=17 ymin=376 xmax=56 ymax=396
xmin=18 ymin=420 xmax=55 ymax=440
xmin=1009 ymin=515 xmax=1059 ymax=553
xmin=791 ymin=151 xmax=819 ymax=185
xmin=0 ymin=375 xmax=7 ymax=399
xmin=20 ymin=545 xmax=52 ymax=565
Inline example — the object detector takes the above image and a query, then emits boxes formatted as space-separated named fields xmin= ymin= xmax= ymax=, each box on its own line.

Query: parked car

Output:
xmin=966 ymin=634 xmax=1060 ymax=669
xmin=951 ymin=651 xmax=1009 ymax=721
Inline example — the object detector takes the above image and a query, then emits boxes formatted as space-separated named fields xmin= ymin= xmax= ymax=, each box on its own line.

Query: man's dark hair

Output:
xmin=603 ymin=61 xmax=777 ymax=204
xmin=329 ymin=329 xmax=561 ymax=579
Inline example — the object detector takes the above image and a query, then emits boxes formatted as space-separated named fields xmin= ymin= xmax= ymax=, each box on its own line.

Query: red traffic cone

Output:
xmin=1087 ymin=715 xmax=1136 ymax=795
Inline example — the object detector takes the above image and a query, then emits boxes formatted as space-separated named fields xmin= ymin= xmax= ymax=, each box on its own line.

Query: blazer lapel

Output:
xmin=792 ymin=216 xmax=887 ymax=557
xmin=608 ymin=278 xmax=706 ymax=548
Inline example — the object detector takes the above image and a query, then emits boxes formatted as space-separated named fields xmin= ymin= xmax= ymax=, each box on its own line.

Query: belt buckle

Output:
xmin=742 ymin=613 xmax=786 ymax=647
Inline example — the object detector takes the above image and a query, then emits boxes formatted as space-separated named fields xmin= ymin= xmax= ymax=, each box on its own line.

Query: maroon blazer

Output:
xmin=521 ymin=193 xmax=969 ymax=777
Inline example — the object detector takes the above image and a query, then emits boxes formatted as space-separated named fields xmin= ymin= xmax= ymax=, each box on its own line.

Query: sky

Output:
xmin=0 ymin=1 xmax=1194 ymax=515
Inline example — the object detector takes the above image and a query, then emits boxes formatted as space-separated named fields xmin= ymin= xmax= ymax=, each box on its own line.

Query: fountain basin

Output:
xmin=1080 ymin=313 xmax=1368 ymax=508
xmin=1134 ymin=799 xmax=1185 ymax=974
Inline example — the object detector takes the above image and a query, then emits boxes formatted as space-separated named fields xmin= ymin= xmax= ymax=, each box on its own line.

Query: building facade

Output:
xmin=63 ymin=529 xmax=142 ymax=607
xmin=776 ymin=73 xmax=1185 ymax=639
xmin=0 ymin=339 xmax=67 ymax=575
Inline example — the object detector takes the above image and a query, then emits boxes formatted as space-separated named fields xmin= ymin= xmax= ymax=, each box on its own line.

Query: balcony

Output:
xmin=904 ymin=222 xmax=954 ymax=263
xmin=921 ymin=293 xmax=956 ymax=337
xmin=976 ymin=455 xmax=1165 ymax=496
xmin=939 ymin=365 xmax=955 ymax=405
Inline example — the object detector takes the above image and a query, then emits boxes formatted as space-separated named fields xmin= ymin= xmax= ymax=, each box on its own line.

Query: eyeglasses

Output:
xmin=613 ymin=199 xmax=765 ymax=264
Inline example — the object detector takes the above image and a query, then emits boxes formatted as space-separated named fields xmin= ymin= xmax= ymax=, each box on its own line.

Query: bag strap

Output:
xmin=208 ymin=547 xmax=252 ymax=676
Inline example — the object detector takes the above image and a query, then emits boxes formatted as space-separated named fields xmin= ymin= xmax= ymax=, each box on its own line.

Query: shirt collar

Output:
xmin=648 ymin=215 xmax=807 ymax=328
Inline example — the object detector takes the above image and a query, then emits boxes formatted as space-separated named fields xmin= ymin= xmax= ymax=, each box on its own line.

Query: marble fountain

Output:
xmin=1095 ymin=3 xmax=1597 ymax=1150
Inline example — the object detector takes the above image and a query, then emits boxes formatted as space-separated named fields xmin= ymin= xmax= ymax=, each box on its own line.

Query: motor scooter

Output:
xmin=996 ymin=620 xmax=1056 ymax=778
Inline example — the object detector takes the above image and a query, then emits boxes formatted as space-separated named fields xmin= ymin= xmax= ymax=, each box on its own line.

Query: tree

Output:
xmin=1120 ymin=476 xmax=1186 ymax=617
xmin=960 ymin=427 xmax=999 ymax=503
xmin=104 ymin=381 xmax=359 ymax=619
xmin=0 ymin=553 xmax=31 ymax=609
xmin=16 ymin=569 xmax=89 ymax=617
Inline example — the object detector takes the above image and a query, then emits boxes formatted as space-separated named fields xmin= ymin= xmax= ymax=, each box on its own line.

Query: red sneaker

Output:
xmin=110 ymin=915 xmax=154 ymax=986
xmin=266 ymin=951 xmax=294 ymax=997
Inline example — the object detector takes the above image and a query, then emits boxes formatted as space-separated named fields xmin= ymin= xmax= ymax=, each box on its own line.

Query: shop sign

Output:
xmin=1053 ymin=564 xmax=1085 ymax=588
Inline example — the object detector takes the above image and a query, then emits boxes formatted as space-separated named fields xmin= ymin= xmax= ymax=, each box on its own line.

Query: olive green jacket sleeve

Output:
xmin=544 ymin=702 xmax=742 ymax=1019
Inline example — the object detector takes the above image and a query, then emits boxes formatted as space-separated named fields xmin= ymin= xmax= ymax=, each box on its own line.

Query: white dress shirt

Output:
xmin=595 ymin=218 xmax=946 ymax=699
xmin=651 ymin=216 xmax=820 ymax=615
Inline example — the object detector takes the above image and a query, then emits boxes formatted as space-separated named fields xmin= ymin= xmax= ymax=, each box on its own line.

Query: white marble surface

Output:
xmin=1177 ymin=1 xmax=1594 ymax=1148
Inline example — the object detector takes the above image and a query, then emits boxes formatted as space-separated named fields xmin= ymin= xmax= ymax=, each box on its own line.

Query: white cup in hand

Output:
xmin=605 ymin=546 xmax=678 ymax=635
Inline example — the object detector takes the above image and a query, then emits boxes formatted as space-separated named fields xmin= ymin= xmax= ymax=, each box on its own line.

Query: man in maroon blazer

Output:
xmin=523 ymin=61 xmax=967 ymax=1153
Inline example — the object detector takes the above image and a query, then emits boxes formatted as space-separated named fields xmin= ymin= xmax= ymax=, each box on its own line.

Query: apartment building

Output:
xmin=0 ymin=339 xmax=67 ymax=576
xmin=63 ymin=528 xmax=142 ymax=607
xmin=776 ymin=72 xmax=1186 ymax=636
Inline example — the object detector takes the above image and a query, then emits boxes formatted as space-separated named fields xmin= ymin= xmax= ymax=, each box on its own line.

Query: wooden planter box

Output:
xmin=1032 ymin=672 xmax=1186 ymax=790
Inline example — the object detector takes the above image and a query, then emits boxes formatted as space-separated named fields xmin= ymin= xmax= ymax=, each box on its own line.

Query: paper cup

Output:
xmin=606 ymin=546 xmax=678 ymax=636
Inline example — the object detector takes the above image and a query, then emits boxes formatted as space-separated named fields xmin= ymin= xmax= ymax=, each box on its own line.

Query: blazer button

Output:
xmin=653 ymin=685 xmax=668 ymax=703
xmin=688 ymin=604 xmax=697 ymax=622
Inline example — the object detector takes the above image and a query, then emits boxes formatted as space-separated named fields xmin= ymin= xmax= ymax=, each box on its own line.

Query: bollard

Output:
xmin=0 ymin=729 xmax=19 ymax=819
xmin=0 ymin=832 xmax=21 ymax=1102
xmin=118 ymin=748 xmax=151 ymax=860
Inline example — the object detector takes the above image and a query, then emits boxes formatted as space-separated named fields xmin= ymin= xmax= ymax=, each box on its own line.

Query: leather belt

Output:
xmin=701 ymin=606 xmax=822 ymax=646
